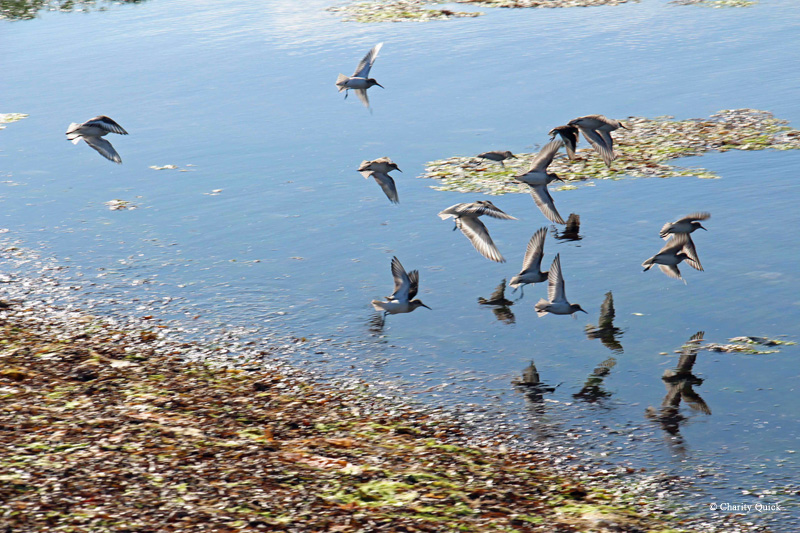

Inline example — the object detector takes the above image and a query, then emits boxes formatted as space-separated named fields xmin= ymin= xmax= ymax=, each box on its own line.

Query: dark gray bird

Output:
xmin=568 ymin=114 xmax=627 ymax=168
xmin=548 ymin=125 xmax=579 ymax=160
xmin=66 ymin=115 xmax=128 ymax=163
xmin=476 ymin=150 xmax=516 ymax=168
xmin=438 ymin=201 xmax=517 ymax=263
xmin=478 ymin=279 xmax=514 ymax=306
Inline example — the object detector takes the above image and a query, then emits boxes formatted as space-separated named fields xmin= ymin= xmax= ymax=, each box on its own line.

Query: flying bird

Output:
xmin=535 ymin=254 xmax=586 ymax=316
xmin=515 ymin=138 xmax=566 ymax=224
xmin=336 ymin=42 xmax=384 ymax=108
xmin=568 ymin=114 xmax=627 ymax=168
xmin=358 ymin=157 xmax=401 ymax=174
xmin=371 ymin=256 xmax=431 ymax=320
xmin=66 ymin=115 xmax=128 ymax=163
xmin=438 ymin=201 xmax=516 ymax=263
xmin=509 ymin=227 xmax=549 ymax=296
xmin=660 ymin=212 xmax=710 ymax=238
xmin=642 ymin=234 xmax=701 ymax=282
xmin=548 ymin=125 xmax=579 ymax=160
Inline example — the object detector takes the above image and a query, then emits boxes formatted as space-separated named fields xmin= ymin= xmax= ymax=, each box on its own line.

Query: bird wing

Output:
xmin=389 ymin=256 xmax=411 ymax=301
xmin=87 ymin=116 xmax=128 ymax=135
xmin=527 ymin=184 xmax=565 ymax=225
xmin=83 ymin=136 xmax=122 ymax=163
xmin=598 ymin=291 xmax=615 ymax=329
xmin=679 ymin=212 xmax=711 ymax=223
xmin=526 ymin=138 xmax=563 ymax=173
xmin=681 ymin=385 xmax=711 ymax=414
xmin=353 ymin=42 xmax=383 ymax=78
xmin=438 ymin=203 xmax=467 ymax=220
xmin=520 ymin=227 xmax=547 ymax=272
xmin=659 ymin=234 xmax=689 ymax=254
xmin=547 ymin=254 xmax=565 ymax=303
xmin=407 ymin=270 xmax=420 ymax=300
xmin=354 ymin=88 xmax=371 ymax=108
xmin=657 ymin=264 xmax=683 ymax=281
xmin=458 ymin=216 xmax=505 ymax=263
xmin=370 ymin=172 xmax=399 ymax=204
xmin=470 ymin=202 xmax=517 ymax=220
xmin=579 ymin=126 xmax=615 ymax=167
xmin=681 ymin=235 xmax=703 ymax=271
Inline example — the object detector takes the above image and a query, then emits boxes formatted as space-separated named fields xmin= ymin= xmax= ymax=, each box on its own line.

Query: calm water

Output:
xmin=2 ymin=0 xmax=800 ymax=527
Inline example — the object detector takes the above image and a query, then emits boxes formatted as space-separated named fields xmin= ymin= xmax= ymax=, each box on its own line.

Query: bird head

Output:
xmin=411 ymin=300 xmax=431 ymax=311
xmin=368 ymin=79 xmax=384 ymax=89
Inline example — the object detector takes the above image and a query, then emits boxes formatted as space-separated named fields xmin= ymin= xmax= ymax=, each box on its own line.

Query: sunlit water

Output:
xmin=2 ymin=0 xmax=799 ymax=527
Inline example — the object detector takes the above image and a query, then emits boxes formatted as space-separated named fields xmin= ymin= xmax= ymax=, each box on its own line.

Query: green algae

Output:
xmin=419 ymin=109 xmax=800 ymax=195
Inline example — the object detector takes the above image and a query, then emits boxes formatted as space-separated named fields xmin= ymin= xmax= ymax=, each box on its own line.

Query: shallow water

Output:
xmin=2 ymin=0 xmax=800 ymax=527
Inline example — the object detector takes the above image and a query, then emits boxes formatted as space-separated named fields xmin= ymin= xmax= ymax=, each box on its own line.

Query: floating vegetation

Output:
xmin=420 ymin=109 xmax=800 ymax=195
xmin=328 ymin=0 xmax=482 ymax=22
xmin=104 ymin=199 xmax=137 ymax=211
xmin=704 ymin=336 xmax=795 ymax=355
xmin=0 ymin=0 xmax=149 ymax=21
xmin=328 ymin=0 xmax=636 ymax=22
xmin=0 ymin=113 xmax=28 ymax=130
xmin=458 ymin=0 xmax=633 ymax=6
xmin=670 ymin=0 xmax=757 ymax=7
xmin=149 ymin=164 xmax=194 ymax=172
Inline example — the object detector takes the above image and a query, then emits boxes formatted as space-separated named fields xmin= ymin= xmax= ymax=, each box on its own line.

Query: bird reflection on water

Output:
xmin=584 ymin=291 xmax=624 ymax=353
xmin=478 ymin=279 xmax=515 ymax=324
xmin=646 ymin=332 xmax=711 ymax=446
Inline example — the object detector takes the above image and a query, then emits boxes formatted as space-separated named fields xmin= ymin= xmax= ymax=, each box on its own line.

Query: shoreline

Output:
xmin=0 ymin=294 xmax=761 ymax=532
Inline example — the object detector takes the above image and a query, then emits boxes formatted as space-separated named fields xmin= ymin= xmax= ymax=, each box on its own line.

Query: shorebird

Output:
xmin=358 ymin=157 xmax=401 ymax=174
xmin=660 ymin=212 xmax=710 ymax=238
xmin=438 ymin=201 xmax=516 ymax=263
xmin=65 ymin=116 xmax=128 ymax=163
xmin=476 ymin=150 xmax=516 ymax=168
xmin=509 ymin=227 xmax=548 ymax=296
xmin=371 ymin=256 xmax=431 ymax=321
xmin=336 ymin=42 xmax=384 ymax=108
xmin=535 ymin=254 xmax=586 ymax=317
xmin=642 ymin=234 xmax=701 ymax=282
xmin=548 ymin=125 xmax=579 ymax=160
xmin=359 ymin=170 xmax=398 ymax=204
xmin=515 ymin=138 xmax=566 ymax=224
xmin=568 ymin=114 xmax=627 ymax=168
xmin=585 ymin=291 xmax=624 ymax=353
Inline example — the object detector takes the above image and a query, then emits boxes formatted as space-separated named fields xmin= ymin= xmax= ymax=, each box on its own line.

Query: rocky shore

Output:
xmin=0 ymin=298 xmax=750 ymax=532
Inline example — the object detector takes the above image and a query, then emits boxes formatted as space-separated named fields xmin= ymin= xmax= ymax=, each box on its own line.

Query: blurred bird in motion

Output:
xmin=66 ymin=115 xmax=128 ymax=163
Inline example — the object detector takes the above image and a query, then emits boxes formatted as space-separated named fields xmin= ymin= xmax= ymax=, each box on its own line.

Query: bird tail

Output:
xmin=335 ymin=74 xmax=349 ymax=91
xmin=66 ymin=123 xmax=82 ymax=142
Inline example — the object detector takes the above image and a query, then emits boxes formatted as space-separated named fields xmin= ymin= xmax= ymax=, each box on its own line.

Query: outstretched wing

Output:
xmin=83 ymin=136 xmax=122 ymax=163
xmin=526 ymin=138 xmax=563 ymax=173
xmin=578 ymin=126 xmax=615 ymax=167
xmin=389 ymin=256 xmax=411 ymax=301
xmin=528 ymin=184 xmax=565 ymax=225
xmin=547 ymin=254 xmax=565 ymax=303
xmin=520 ymin=227 xmax=547 ymax=273
xmin=369 ymin=172 xmax=399 ymax=204
xmin=458 ymin=217 xmax=505 ymax=263
xmin=353 ymin=42 xmax=383 ymax=78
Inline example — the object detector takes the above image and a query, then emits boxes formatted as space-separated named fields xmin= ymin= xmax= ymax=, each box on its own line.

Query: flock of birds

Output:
xmin=62 ymin=42 xmax=710 ymax=325
xmin=335 ymin=43 xmax=712 ymax=322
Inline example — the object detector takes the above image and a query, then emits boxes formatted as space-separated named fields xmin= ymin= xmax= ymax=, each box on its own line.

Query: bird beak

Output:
xmin=699 ymin=224 xmax=707 ymax=231
xmin=396 ymin=168 xmax=403 ymax=173
xmin=376 ymin=83 xmax=385 ymax=89
xmin=510 ymin=155 xmax=517 ymax=159
xmin=422 ymin=303 xmax=432 ymax=310
xmin=620 ymin=123 xmax=629 ymax=130
xmin=580 ymin=308 xmax=588 ymax=314
xmin=555 ymin=176 xmax=565 ymax=182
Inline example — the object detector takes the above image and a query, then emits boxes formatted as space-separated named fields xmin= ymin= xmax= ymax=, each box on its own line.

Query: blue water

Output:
xmin=2 ymin=0 xmax=799 ymax=527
